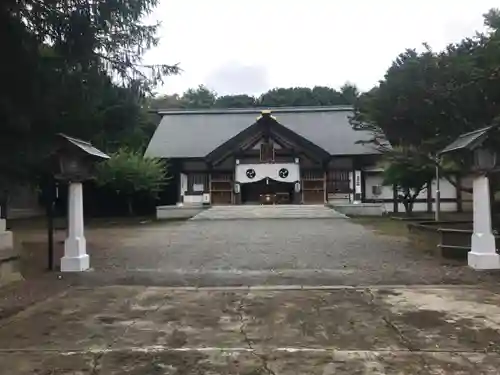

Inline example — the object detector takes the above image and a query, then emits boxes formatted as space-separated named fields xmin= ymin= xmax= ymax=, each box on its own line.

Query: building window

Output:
xmin=372 ymin=185 xmax=382 ymax=197
xmin=302 ymin=170 xmax=323 ymax=180
xmin=188 ymin=173 xmax=207 ymax=192
xmin=260 ymin=142 xmax=274 ymax=162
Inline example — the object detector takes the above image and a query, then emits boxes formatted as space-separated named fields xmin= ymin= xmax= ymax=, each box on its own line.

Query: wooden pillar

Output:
xmin=208 ymin=173 xmax=212 ymax=204
xmin=360 ymin=170 xmax=366 ymax=203
xmin=294 ymin=186 xmax=301 ymax=204
xmin=456 ymin=174 xmax=463 ymax=212
xmin=323 ymin=171 xmax=327 ymax=203
xmin=178 ymin=172 xmax=183 ymax=204
xmin=234 ymin=182 xmax=241 ymax=205
xmin=230 ymin=172 xmax=235 ymax=205
xmin=323 ymin=160 xmax=328 ymax=204
xmin=207 ymin=163 xmax=213 ymax=205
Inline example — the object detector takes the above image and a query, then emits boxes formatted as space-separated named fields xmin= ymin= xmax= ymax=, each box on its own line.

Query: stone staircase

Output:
xmin=191 ymin=204 xmax=346 ymax=220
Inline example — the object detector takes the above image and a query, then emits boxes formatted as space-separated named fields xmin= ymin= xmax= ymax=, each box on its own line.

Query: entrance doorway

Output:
xmin=241 ymin=178 xmax=294 ymax=204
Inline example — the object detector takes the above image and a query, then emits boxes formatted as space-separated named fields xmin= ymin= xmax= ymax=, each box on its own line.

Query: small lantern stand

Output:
xmin=440 ymin=126 xmax=499 ymax=270
xmin=52 ymin=134 xmax=109 ymax=272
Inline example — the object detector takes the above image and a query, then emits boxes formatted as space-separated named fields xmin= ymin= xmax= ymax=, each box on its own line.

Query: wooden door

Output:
xmin=210 ymin=173 xmax=233 ymax=204
xmin=302 ymin=170 xmax=325 ymax=204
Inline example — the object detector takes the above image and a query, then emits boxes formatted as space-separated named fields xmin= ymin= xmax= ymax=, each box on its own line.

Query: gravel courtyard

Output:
xmin=64 ymin=212 xmax=500 ymax=287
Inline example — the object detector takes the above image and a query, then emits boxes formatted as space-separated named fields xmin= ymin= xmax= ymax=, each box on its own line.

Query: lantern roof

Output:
xmin=57 ymin=133 xmax=110 ymax=160
xmin=439 ymin=126 xmax=497 ymax=155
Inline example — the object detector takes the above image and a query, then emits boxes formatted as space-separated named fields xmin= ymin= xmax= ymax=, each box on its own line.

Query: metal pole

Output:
xmin=435 ymin=157 xmax=441 ymax=222
xmin=47 ymin=200 xmax=54 ymax=271
xmin=47 ymin=180 xmax=57 ymax=271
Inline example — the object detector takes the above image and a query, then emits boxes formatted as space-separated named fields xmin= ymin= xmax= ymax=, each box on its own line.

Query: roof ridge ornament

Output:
xmin=257 ymin=109 xmax=276 ymax=121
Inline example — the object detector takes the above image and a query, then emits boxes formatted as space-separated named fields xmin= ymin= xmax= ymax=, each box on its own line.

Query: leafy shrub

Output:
xmin=95 ymin=148 xmax=168 ymax=215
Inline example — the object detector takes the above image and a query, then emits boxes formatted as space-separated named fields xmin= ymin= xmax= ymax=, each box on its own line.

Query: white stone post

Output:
xmin=468 ymin=175 xmax=500 ymax=269
xmin=0 ymin=206 xmax=13 ymax=252
xmin=0 ymin=214 xmax=5 ymax=232
xmin=61 ymin=182 xmax=89 ymax=272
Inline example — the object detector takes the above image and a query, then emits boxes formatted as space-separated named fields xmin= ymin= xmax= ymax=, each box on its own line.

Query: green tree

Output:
xmin=258 ymin=86 xmax=349 ymax=107
xmin=340 ymin=83 xmax=360 ymax=105
xmin=149 ymin=84 xmax=357 ymax=111
xmin=351 ymin=8 xmax=500 ymax=193
xmin=181 ymin=85 xmax=217 ymax=108
xmin=382 ymin=148 xmax=436 ymax=215
xmin=95 ymin=149 xmax=168 ymax=215
xmin=215 ymin=94 xmax=256 ymax=108
xmin=311 ymin=86 xmax=345 ymax=106
xmin=0 ymin=0 xmax=178 ymax=191
xmin=148 ymin=94 xmax=184 ymax=110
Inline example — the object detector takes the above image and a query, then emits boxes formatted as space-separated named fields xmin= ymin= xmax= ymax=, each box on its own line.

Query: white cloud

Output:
xmin=143 ymin=0 xmax=498 ymax=95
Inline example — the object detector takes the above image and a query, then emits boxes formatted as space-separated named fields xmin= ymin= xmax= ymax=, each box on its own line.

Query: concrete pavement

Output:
xmin=1 ymin=285 xmax=500 ymax=373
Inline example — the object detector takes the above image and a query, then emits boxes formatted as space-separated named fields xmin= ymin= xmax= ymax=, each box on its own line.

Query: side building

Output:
xmin=145 ymin=106 xmax=467 ymax=213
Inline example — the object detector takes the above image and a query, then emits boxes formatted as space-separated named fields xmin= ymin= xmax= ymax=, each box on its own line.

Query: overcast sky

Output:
xmin=143 ymin=0 xmax=498 ymax=96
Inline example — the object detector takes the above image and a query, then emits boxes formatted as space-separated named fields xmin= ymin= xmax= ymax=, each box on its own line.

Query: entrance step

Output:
xmin=190 ymin=204 xmax=346 ymax=220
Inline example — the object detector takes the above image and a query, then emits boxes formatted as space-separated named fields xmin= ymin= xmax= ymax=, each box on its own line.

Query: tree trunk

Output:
xmin=127 ymin=196 xmax=134 ymax=216
xmin=403 ymin=199 xmax=415 ymax=216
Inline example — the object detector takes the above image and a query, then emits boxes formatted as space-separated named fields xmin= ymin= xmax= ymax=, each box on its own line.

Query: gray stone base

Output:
xmin=468 ymin=252 xmax=500 ymax=270
xmin=61 ymin=254 xmax=90 ymax=272
xmin=0 ymin=230 xmax=13 ymax=251
xmin=0 ymin=230 xmax=22 ymax=286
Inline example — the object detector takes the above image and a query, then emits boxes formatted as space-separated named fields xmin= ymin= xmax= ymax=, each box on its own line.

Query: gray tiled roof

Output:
xmin=144 ymin=106 xmax=378 ymax=158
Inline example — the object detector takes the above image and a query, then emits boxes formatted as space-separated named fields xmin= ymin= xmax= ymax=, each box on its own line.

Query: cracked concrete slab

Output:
xmin=371 ymin=287 xmax=500 ymax=351
xmin=114 ymin=290 xmax=248 ymax=349
xmin=1 ymin=350 xmax=499 ymax=374
xmin=239 ymin=289 xmax=402 ymax=350
xmin=0 ymin=352 xmax=95 ymax=375
xmin=0 ymin=286 xmax=147 ymax=350
xmin=1 ymin=286 xmax=500 ymax=373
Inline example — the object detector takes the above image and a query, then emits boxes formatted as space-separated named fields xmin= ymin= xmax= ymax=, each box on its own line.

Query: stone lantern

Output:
xmin=440 ymin=126 xmax=499 ymax=270
xmin=52 ymin=134 xmax=109 ymax=272
xmin=473 ymin=148 xmax=497 ymax=172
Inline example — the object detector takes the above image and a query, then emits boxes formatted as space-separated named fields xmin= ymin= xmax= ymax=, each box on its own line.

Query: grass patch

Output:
xmin=351 ymin=216 xmax=410 ymax=238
